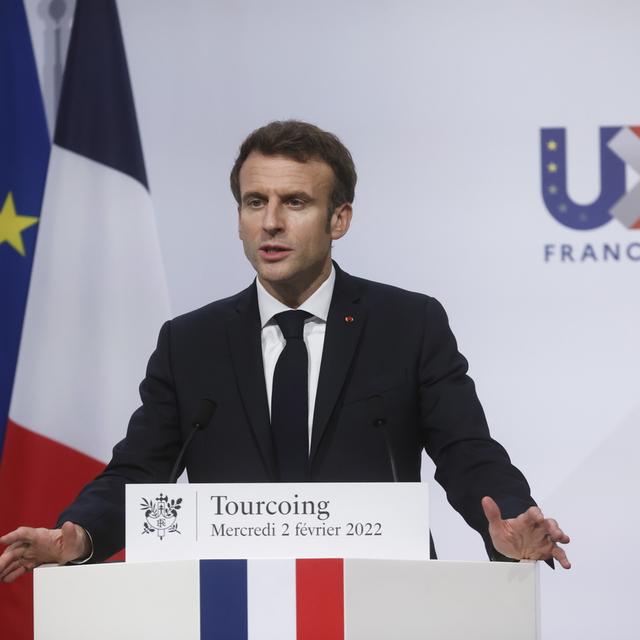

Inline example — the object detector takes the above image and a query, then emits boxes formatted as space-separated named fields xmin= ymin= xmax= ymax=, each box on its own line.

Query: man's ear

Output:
xmin=330 ymin=203 xmax=353 ymax=240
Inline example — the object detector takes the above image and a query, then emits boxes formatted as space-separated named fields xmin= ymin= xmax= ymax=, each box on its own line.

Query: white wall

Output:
xmin=26 ymin=1 xmax=640 ymax=637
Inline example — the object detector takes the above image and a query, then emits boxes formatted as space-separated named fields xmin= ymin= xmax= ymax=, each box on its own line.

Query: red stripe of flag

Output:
xmin=0 ymin=420 xmax=123 ymax=640
xmin=296 ymin=558 xmax=344 ymax=640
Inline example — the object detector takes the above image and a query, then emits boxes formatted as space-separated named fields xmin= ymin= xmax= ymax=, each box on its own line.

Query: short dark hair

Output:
xmin=230 ymin=120 xmax=357 ymax=210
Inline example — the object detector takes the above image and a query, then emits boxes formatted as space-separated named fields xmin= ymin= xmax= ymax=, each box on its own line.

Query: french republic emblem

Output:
xmin=141 ymin=493 xmax=182 ymax=539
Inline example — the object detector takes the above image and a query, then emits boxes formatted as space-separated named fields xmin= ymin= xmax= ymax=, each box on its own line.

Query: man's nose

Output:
xmin=263 ymin=202 xmax=284 ymax=233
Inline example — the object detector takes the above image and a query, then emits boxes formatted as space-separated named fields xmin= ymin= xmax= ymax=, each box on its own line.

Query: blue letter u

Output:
xmin=540 ymin=127 xmax=625 ymax=230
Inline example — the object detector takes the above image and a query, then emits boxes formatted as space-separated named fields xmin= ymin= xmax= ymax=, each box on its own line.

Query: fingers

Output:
xmin=543 ymin=518 xmax=570 ymax=544
xmin=0 ymin=526 xmax=37 ymax=547
xmin=544 ymin=518 xmax=570 ymax=569
xmin=1 ymin=526 xmax=66 ymax=578
xmin=484 ymin=501 xmax=572 ymax=569
xmin=0 ymin=542 xmax=27 ymax=578
xmin=0 ymin=524 xmax=87 ymax=582
xmin=1 ymin=564 xmax=28 ymax=584
xmin=520 ymin=506 xmax=544 ymax=527
xmin=519 ymin=509 xmax=571 ymax=545
xmin=481 ymin=496 xmax=503 ymax=525
xmin=0 ymin=543 xmax=33 ymax=583
xmin=520 ymin=510 xmax=571 ymax=569
xmin=551 ymin=544 xmax=571 ymax=570
xmin=1 ymin=554 xmax=36 ymax=579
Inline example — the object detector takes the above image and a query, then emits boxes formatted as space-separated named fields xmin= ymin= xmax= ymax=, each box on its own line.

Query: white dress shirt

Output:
xmin=256 ymin=265 xmax=335 ymax=449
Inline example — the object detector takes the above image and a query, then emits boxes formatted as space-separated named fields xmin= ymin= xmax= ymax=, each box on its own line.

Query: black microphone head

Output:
xmin=168 ymin=399 xmax=217 ymax=483
xmin=192 ymin=398 xmax=217 ymax=430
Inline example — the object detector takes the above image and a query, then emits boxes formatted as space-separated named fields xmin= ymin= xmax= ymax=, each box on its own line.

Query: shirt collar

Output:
xmin=256 ymin=265 xmax=336 ymax=328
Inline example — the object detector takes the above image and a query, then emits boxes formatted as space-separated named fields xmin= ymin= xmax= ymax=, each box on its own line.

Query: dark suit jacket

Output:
xmin=59 ymin=264 xmax=535 ymax=562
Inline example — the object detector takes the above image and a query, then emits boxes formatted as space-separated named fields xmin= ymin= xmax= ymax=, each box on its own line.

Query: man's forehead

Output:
xmin=239 ymin=152 xmax=333 ymax=193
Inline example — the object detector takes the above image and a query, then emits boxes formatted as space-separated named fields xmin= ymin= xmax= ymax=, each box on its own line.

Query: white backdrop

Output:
xmin=26 ymin=1 xmax=640 ymax=637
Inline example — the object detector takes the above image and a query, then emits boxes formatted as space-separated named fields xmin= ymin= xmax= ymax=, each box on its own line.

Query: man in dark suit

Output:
xmin=0 ymin=121 xmax=570 ymax=579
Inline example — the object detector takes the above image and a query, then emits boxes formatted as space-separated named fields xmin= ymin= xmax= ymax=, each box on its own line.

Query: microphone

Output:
xmin=168 ymin=399 xmax=217 ymax=483
xmin=369 ymin=394 xmax=436 ymax=558
xmin=369 ymin=394 xmax=398 ymax=482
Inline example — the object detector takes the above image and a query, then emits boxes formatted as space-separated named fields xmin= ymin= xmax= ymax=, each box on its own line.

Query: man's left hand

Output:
xmin=481 ymin=496 xmax=571 ymax=569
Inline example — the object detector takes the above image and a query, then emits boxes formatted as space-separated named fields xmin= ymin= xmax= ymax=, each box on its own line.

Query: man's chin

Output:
xmin=254 ymin=258 xmax=331 ymax=301
xmin=256 ymin=263 xmax=294 ymax=287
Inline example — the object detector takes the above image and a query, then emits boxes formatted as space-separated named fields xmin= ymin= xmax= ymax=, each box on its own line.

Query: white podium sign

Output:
xmin=125 ymin=482 xmax=429 ymax=562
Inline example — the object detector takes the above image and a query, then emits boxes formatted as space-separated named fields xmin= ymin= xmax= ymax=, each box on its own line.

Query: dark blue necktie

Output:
xmin=271 ymin=310 xmax=311 ymax=481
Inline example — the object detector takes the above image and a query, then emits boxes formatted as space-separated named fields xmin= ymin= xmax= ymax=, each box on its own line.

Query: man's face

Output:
xmin=238 ymin=152 xmax=351 ymax=304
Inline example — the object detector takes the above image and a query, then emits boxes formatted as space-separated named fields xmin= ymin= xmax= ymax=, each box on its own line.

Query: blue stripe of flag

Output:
xmin=200 ymin=559 xmax=248 ymax=640
xmin=55 ymin=0 xmax=148 ymax=189
xmin=0 ymin=0 xmax=50 ymax=456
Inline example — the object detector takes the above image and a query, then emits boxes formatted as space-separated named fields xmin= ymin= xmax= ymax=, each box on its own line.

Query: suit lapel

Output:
xmin=310 ymin=266 xmax=366 ymax=460
xmin=226 ymin=284 xmax=277 ymax=480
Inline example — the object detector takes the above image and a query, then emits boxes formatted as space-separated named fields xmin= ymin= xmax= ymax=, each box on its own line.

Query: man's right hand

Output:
xmin=0 ymin=521 xmax=90 ymax=583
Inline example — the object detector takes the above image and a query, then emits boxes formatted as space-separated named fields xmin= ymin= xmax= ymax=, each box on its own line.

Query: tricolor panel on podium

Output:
xmin=35 ymin=558 xmax=539 ymax=640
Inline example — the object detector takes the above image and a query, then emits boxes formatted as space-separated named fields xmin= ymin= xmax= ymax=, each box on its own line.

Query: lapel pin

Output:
xmin=344 ymin=315 xmax=354 ymax=324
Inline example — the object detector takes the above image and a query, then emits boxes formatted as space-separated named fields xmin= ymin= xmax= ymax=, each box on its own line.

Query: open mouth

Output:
xmin=259 ymin=245 xmax=291 ymax=260
xmin=260 ymin=244 xmax=290 ymax=253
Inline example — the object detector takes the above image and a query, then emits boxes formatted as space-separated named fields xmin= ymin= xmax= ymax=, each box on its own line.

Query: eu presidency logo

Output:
xmin=540 ymin=127 xmax=640 ymax=230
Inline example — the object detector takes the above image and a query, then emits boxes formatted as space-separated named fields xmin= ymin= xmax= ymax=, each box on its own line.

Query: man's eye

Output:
xmin=288 ymin=199 xmax=305 ymax=208
xmin=247 ymin=199 xmax=264 ymax=208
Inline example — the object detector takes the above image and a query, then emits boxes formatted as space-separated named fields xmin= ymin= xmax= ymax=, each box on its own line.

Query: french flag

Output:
xmin=0 ymin=1 xmax=170 ymax=638
xmin=200 ymin=559 xmax=344 ymax=640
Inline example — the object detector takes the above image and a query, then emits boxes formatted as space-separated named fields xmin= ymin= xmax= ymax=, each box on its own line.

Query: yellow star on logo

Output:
xmin=546 ymin=162 xmax=558 ymax=173
xmin=546 ymin=140 xmax=558 ymax=151
xmin=0 ymin=192 xmax=39 ymax=257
